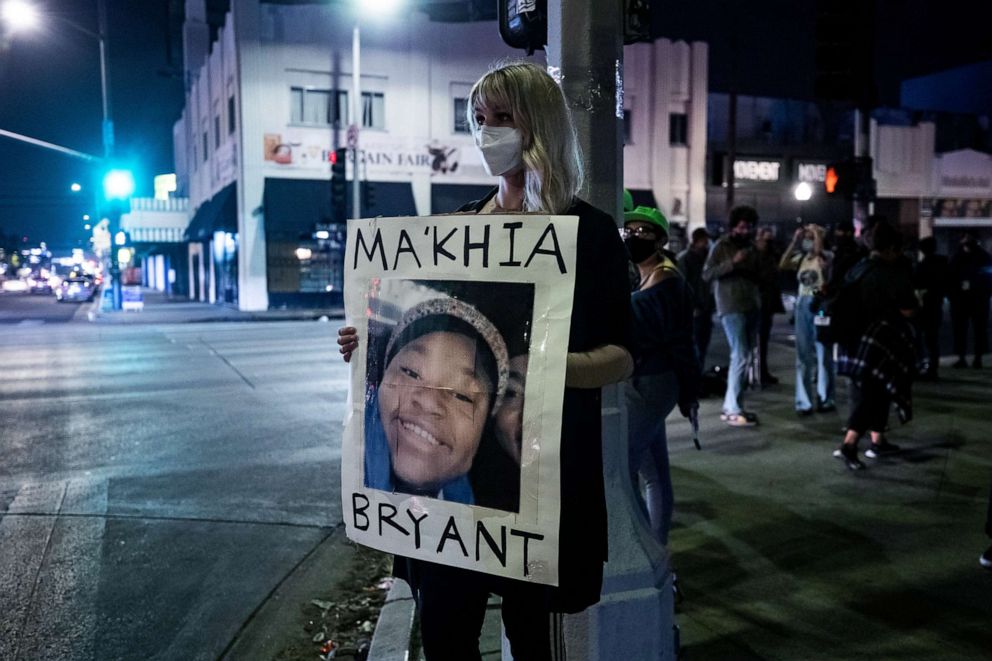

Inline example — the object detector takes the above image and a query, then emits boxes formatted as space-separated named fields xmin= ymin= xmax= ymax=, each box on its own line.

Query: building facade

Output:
xmin=174 ymin=0 xmax=709 ymax=310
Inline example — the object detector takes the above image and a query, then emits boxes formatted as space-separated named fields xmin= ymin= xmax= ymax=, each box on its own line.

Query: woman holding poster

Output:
xmin=339 ymin=61 xmax=632 ymax=660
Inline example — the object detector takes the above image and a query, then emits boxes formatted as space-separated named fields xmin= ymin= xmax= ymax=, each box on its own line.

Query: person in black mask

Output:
xmin=703 ymin=206 xmax=762 ymax=426
xmin=622 ymin=205 xmax=699 ymax=545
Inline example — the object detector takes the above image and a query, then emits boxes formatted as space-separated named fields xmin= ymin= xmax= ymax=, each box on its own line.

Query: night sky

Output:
xmin=1 ymin=0 xmax=989 ymax=250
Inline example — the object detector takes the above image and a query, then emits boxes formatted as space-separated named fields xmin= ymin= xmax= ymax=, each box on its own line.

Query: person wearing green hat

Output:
xmin=622 ymin=205 xmax=700 ymax=545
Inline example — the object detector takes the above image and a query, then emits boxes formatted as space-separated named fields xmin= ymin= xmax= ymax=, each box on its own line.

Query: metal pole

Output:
xmin=96 ymin=0 xmax=121 ymax=310
xmin=547 ymin=1 xmax=674 ymax=659
xmin=351 ymin=24 xmax=361 ymax=220
xmin=97 ymin=0 xmax=113 ymax=158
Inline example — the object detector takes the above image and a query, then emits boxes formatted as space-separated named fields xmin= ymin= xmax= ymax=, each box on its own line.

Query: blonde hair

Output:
xmin=468 ymin=61 xmax=584 ymax=214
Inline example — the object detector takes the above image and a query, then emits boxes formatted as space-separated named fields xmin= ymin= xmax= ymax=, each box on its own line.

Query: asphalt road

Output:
xmin=0 ymin=320 xmax=347 ymax=660
xmin=0 ymin=292 xmax=85 ymax=324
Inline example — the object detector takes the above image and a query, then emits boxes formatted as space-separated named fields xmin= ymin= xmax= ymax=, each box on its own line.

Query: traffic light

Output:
xmin=103 ymin=169 xmax=135 ymax=200
xmin=498 ymin=0 xmax=546 ymax=54
xmin=824 ymin=157 xmax=875 ymax=201
xmin=331 ymin=148 xmax=347 ymax=220
xmin=362 ymin=182 xmax=376 ymax=212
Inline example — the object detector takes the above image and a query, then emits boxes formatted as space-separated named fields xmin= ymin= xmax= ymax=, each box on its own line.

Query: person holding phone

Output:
xmin=703 ymin=206 xmax=762 ymax=427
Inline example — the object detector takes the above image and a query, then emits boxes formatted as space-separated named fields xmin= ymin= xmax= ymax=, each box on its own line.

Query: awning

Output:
xmin=263 ymin=178 xmax=418 ymax=241
xmin=185 ymin=182 xmax=237 ymax=241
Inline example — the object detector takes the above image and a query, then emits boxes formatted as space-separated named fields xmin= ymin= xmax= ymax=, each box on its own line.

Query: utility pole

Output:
xmin=546 ymin=1 xmax=676 ymax=659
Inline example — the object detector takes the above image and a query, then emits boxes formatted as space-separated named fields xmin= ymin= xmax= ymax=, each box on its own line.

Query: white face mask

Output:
xmin=802 ymin=239 xmax=814 ymax=252
xmin=474 ymin=126 xmax=523 ymax=177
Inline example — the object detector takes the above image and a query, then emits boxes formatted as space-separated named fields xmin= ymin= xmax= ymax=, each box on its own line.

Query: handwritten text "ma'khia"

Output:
xmin=353 ymin=221 xmax=567 ymax=274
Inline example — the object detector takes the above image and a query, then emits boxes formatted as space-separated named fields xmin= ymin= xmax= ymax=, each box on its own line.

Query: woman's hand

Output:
xmin=337 ymin=326 xmax=359 ymax=363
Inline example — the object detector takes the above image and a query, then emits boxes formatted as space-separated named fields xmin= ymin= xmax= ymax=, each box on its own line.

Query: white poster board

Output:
xmin=342 ymin=214 xmax=578 ymax=585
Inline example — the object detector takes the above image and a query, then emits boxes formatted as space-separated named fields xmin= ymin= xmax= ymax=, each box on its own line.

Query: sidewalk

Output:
xmin=83 ymin=287 xmax=344 ymax=324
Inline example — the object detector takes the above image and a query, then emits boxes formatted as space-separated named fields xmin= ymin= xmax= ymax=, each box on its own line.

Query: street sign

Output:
xmin=347 ymin=124 xmax=359 ymax=150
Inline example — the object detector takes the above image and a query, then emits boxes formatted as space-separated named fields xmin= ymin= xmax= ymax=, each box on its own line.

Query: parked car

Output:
xmin=55 ymin=276 xmax=96 ymax=302
xmin=2 ymin=278 xmax=29 ymax=293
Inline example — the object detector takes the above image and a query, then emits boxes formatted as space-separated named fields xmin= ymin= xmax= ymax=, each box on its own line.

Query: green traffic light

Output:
xmin=103 ymin=169 xmax=135 ymax=200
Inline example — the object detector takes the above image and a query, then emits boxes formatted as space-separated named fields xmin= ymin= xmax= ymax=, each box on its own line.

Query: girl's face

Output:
xmin=494 ymin=355 xmax=528 ymax=465
xmin=378 ymin=331 xmax=494 ymax=489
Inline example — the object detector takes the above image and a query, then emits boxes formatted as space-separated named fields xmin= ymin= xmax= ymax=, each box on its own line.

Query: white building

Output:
xmin=175 ymin=0 xmax=709 ymax=310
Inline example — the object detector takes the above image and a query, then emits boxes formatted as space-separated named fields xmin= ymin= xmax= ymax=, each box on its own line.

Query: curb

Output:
xmin=368 ymin=580 xmax=416 ymax=661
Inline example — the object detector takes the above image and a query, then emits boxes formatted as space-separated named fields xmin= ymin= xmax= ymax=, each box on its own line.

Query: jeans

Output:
xmin=795 ymin=294 xmax=836 ymax=411
xmin=626 ymin=372 xmax=679 ymax=545
xmin=721 ymin=311 xmax=759 ymax=415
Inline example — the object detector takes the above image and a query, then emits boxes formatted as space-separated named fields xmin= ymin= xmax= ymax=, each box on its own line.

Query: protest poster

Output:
xmin=341 ymin=213 xmax=578 ymax=585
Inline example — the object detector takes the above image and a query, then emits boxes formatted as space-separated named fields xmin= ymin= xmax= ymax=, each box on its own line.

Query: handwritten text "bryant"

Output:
xmin=352 ymin=221 xmax=567 ymax=274
xmin=352 ymin=493 xmax=545 ymax=576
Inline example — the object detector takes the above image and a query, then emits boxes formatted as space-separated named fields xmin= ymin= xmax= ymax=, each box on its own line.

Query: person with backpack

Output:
xmin=623 ymin=205 xmax=700 ymax=545
xmin=833 ymin=220 xmax=920 ymax=470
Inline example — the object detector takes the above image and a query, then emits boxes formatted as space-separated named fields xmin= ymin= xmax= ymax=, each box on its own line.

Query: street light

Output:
xmin=70 ymin=182 xmax=82 ymax=192
xmin=0 ymin=0 xmax=39 ymax=32
xmin=794 ymin=181 xmax=812 ymax=226
xmin=2 ymin=0 xmax=113 ymax=159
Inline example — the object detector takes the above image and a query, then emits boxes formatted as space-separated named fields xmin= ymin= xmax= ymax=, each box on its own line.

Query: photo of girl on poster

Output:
xmin=362 ymin=279 xmax=534 ymax=513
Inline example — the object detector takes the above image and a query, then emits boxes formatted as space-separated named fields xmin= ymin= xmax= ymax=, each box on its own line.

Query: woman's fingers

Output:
xmin=337 ymin=326 xmax=358 ymax=362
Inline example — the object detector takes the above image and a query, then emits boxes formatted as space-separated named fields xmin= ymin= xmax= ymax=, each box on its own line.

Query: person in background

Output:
xmin=913 ymin=236 xmax=949 ymax=380
xmin=622 ymin=205 xmax=699 ymax=546
xmin=703 ymin=206 xmax=762 ymax=427
xmin=678 ymin=227 xmax=715 ymax=369
xmin=833 ymin=220 xmax=918 ymax=470
xmin=826 ymin=220 xmax=866 ymax=294
xmin=754 ymin=227 xmax=785 ymax=386
xmin=948 ymin=232 xmax=991 ymax=369
xmin=780 ymin=224 xmax=836 ymax=416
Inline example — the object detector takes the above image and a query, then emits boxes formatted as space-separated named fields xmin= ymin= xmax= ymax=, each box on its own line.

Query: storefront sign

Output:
xmin=726 ymin=157 xmax=783 ymax=184
xmin=795 ymin=161 xmax=829 ymax=184
xmin=934 ymin=149 xmax=992 ymax=197
xmin=263 ymin=130 xmax=491 ymax=183
xmin=342 ymin=214 xmax=578 ymax=585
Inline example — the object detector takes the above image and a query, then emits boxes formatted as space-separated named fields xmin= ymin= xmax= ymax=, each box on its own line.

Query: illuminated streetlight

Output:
xmin=83 ymin=214 xmax=90 ymax=221
xmin=84 ymin=224 xmax=92 ymax=230
xmin=295 ymin=247 xmax=313 ymax=261
xmin=1 ymin=0 xmax=40 ymax=32
xmin=70 ymin=182 xmax=82 ymax=192
xmin=794 ymin=182 xmax=813 ymax=202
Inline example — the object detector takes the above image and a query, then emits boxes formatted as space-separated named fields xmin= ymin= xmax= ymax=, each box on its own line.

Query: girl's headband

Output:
xmin=385 ymin=297 xmax=510 ymax=412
